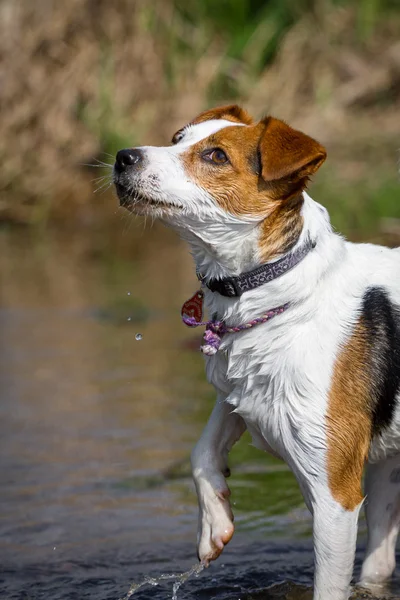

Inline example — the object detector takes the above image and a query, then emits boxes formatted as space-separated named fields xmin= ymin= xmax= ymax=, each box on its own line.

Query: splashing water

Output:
xmin=171 ymin=563 xmax=204 ymax=600
xmin=120 ymin=562 xmax=205 ymax=600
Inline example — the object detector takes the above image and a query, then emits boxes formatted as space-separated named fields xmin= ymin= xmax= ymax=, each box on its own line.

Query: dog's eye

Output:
xmin=171 ymin=129 xmax=185 ymax=145
xmin=203 ymin=148 xmax=229 ymax=165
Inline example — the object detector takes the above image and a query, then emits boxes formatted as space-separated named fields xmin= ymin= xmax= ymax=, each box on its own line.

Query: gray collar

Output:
xmin=198 ymin=238 xmax=316 ymax=297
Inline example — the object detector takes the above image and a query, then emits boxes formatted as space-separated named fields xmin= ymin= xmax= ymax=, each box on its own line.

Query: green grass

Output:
xmin=311 ymin=170 xmax=400 ymax=240
xmin=78 ymin=48 xmax=136 ymax=158
xmin=163 ymin=0 xmax=398 ymax=100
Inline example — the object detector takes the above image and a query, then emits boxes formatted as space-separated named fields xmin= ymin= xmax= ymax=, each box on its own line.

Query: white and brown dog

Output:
xmin=113 ymin=105 xmax=400 ymax=600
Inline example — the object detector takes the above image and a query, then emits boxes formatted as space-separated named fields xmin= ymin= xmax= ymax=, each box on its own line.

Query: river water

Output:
xmin=0 ymin=220 xmax=398 ymax=599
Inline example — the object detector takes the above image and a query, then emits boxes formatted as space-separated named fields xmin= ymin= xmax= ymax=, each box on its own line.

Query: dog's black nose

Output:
xmin=114 ymin=148 xmax=143 ymax=173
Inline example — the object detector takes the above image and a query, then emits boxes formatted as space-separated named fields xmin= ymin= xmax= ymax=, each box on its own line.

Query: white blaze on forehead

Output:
xmin=175 ymin=119 xmax=246 ymax=151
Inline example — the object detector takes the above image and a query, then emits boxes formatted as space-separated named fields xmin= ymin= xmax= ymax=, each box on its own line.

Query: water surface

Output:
xmin=0 ymin=224 xmax=399 ymax=599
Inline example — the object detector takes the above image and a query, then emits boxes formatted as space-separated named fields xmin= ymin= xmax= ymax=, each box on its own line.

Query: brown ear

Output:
xmin=191 ymin=104 xmax=253 ymax=126
xmin=259 ymin=117 xmax=326 ymax=183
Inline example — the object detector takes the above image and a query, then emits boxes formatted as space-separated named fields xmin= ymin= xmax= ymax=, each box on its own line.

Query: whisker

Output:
xmin=91 ymin=175 xmax=110 ymax=183
xmin=83 ymin=163 xmax=113 ymax=169
xmin=93 ymin=157 xmax=114 ymax=167
xmin=122 ymin=210 xmax=136 ymax=237
xmin=94 ymin=181 xmax=113 ymax=194
xmin=83 ymin=157 xmax=114 ymax=169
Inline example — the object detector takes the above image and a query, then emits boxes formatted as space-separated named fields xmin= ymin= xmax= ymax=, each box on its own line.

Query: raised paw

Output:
xmin=196 ymin=481 xmax=235 ymax=566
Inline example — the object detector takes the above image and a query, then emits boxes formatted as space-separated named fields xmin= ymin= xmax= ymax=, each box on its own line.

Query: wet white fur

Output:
xmin=115 ymin=120 xmax=400 ymax=600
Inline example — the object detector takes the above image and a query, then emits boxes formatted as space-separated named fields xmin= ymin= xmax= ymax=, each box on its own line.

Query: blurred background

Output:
xmin=1 ymin=1 xmax=400 ymax=599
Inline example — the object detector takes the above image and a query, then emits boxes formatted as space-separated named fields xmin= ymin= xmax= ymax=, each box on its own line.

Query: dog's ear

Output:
xmin=259 ymin=117 xmax=326 ymax=186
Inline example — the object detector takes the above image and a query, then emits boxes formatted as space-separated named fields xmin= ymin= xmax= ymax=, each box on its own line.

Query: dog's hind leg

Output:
xmin=191 ymin=395 xmax=246 ymax=566
xmin=360 ymin=455 xmax=400 ymax=586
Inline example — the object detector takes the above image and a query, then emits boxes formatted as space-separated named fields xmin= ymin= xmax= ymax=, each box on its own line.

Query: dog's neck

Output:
xmin=180 ymin=220 xmax=260 ymax=281
xmin=177 ymin=192 xmax=333 ymax=283
xmin=174 ymin=192 xmax=344 ymax=326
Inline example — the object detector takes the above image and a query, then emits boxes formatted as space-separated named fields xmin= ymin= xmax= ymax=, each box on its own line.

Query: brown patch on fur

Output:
xmin=258 ymin=195 xmax=304 ymax=261
xmin=181 ymin=121 xmax=268 ymax=214
xmin=327 ymin=319 xmax=372 ymax=511
xmin=191 ymin=104 xmax=254 ymax=126
xmin=181 ymin=109 xmax=326 ymax=260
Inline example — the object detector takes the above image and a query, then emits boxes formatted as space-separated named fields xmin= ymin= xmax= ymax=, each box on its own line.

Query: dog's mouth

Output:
xmin=115 ymin=183 xmax=182 ymax=213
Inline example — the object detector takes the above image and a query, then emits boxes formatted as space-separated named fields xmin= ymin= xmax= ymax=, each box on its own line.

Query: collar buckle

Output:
xmin=208 ymin=277 xmax=239 ymax=298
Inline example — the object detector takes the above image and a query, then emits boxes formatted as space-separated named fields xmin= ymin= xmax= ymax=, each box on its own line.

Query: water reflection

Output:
xmin=0 ymin=222 xmax=398 ymax=599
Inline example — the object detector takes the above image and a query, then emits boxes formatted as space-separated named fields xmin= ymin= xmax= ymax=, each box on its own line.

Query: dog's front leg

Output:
xmin=191 ymin=396 xmax=246 ymax=565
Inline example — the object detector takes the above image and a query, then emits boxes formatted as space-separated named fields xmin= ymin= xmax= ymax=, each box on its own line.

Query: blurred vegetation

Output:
xmin=0 ymin=0 xmax=399 ymax=239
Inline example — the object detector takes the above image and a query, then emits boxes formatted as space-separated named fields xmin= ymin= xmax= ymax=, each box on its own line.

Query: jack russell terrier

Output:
xmin=113 ymin=105 xmax=400 ymax=600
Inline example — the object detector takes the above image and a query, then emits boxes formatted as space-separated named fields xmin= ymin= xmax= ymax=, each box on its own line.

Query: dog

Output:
xmin=113 ymin=105 xmax=400 ymax=600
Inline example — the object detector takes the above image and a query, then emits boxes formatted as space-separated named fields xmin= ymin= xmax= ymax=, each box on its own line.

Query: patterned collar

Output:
xmin=198 ymin=238 xmax=316 ymax=297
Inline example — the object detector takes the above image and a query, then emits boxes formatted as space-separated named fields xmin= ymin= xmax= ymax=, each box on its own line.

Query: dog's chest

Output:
xmin=207 ymin=328 xmax=322 ymax=456
xmin=205 ymin=322 xmax=329 ymax=457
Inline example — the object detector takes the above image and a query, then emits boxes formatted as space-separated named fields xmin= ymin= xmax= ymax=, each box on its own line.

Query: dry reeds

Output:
xmin=0 ymin=0 xmax=399 ymax=225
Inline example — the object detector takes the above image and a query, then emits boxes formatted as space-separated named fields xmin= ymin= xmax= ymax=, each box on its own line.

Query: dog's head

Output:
xmin=113 ymin=105 xmax=326 ymax=262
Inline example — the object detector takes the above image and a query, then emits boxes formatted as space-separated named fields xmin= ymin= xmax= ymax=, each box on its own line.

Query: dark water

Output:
xmin=0 ymin=224 xmax=399 ymax=600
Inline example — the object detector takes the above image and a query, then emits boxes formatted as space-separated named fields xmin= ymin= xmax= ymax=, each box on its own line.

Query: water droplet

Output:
xmin=127 ymin=317 xmax=132 ymax=322
xmin=135 ymin=333 xmax=143 ymax=341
